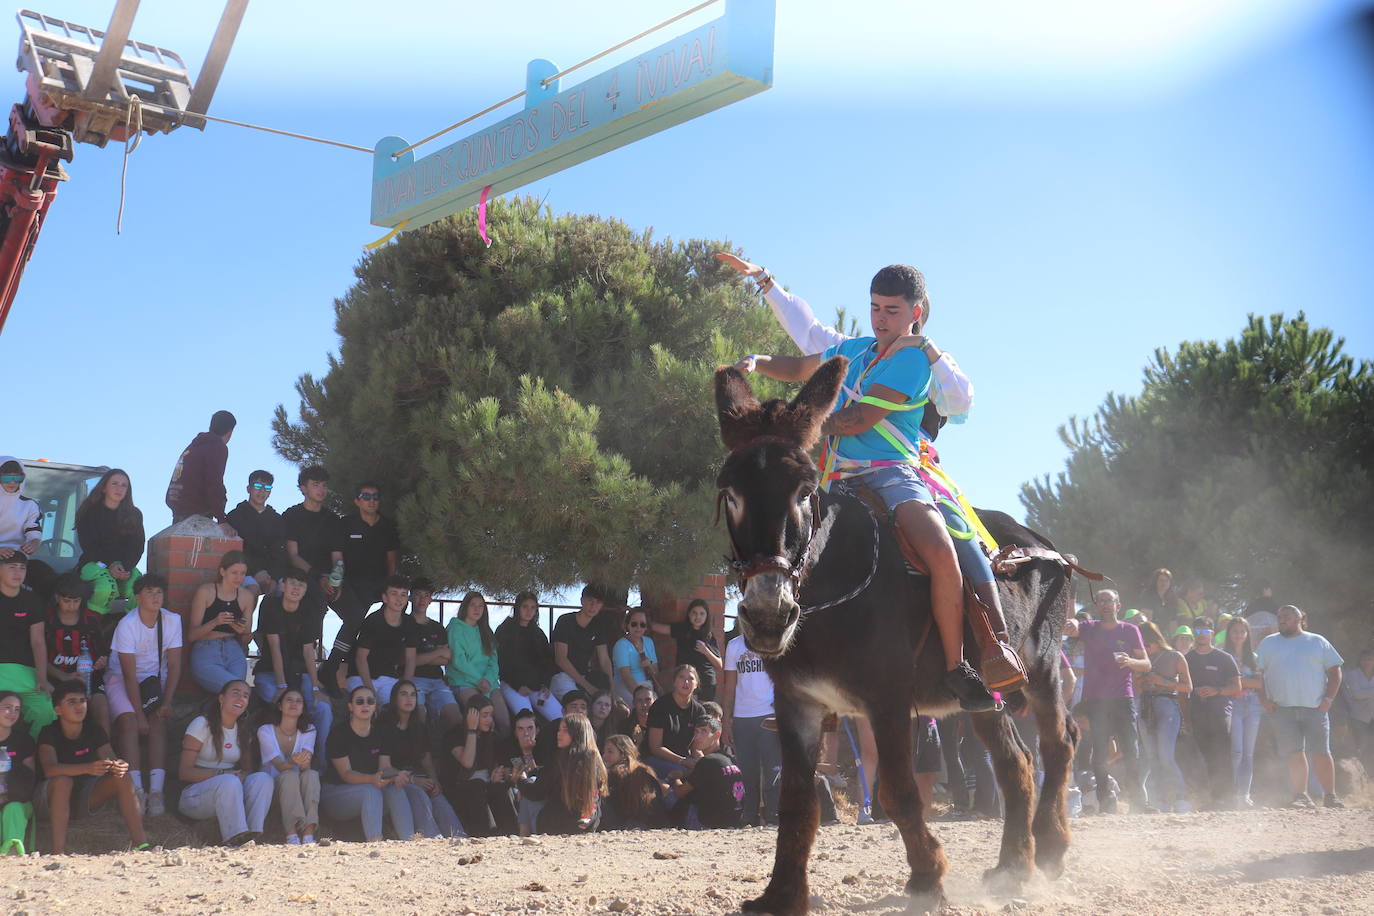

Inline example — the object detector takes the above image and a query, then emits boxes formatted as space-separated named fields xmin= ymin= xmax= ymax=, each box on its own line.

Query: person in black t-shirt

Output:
xmin=282 ymin=466 xmax=343 ymax=608
xmin=43 ymin=575 xmax=110 ymax=734
xmin=650 ymin=599 xmax=722 ymax=702
xmin=441 ymin=694 xmax=517 ymax=836
xmin=669 ymin=715 xmax=744 ymax=829
xmin=224 ymin=470 xmax=288 ymax=596
xmin=35 ymin=681 xmax=146 ymax=852
xmin=1 ymin=688 xmax=38 ymax=849
xmin=319 ymin=684 xmax=414 ymax=841
xmin=333 ymin=481 xmax=400 ymax=636
xmin=0 ymin=553 xmax=55 ymax=733
xmin=380 ymin=680 xmax=462 ymax=837
xmin=550 ymin=586 xmax=613 ymax=699
xmin=252 ymin=570 xmax=333 ymax=766
xmin=408 ymin=579 xmax=461 ymax=729
xmin=646 ymin=665 xmax=707 ymax=778
xmin=348 ymin=577 xmax=416 ymax=704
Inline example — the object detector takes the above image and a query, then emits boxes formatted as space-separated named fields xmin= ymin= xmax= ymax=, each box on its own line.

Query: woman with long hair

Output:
xmin=320 ymin=684 xmax=414 ymax=842
xmin=177 ymin=680 xmax=271 ymax=846
xmin=446 ymin=593 xmax=511 ymax=734
xmin=187 ymin=551 xmax=255 ymax=693
xmin=611 ymin=607 xmax=660 ymax=707
xmin=495 ymin=591 xmax=561 ymax=722
xmin=1137 ymin=623 xmax=1193 ymax=813
xmin=0 ymin=690 xmax=37 ymax=854
xmin=1225 ymin=616 xmax=1262 ymax=807
xmin=601 ymin=733 xmax=666 ymax=830
xmin=383 ymin=680 xmax=463 ymax=837
xmin=441 ymin=693 xmax=517 ymax=836
xmin=589 ymin=691 xmax=627 ymax=749
xmin=74 ymin=469 xmax=144 ymax=615
xmin=650 ymin=600 xmax=721 ymax=702
xmin=257 ymin=687 xmax=319 ymax=844
xmin=521 ymin=713 xmax=606 ymax=834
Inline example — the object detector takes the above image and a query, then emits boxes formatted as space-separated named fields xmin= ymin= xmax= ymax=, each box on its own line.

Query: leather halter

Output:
xmin=716 ymin=486 xmax=822 ymax=588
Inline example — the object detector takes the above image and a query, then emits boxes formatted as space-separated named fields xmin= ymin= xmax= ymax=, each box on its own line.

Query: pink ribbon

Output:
xmin=478 ymin=184 xmax=493 ymax=247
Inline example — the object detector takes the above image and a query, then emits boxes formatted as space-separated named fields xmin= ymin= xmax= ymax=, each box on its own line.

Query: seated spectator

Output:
xmin=104 ymin=574 xmax=182 ymax=816
xmin=0 ymin=553 xmax=55 ymax=735
xmin=407 ymin=579 xmax=462 ymax=730
xmin=348 ymin=576 xmax=416 ymax=704
xmin=1185 ymin=624 xmax=1241 ymax=809
xmin=382 ymin=680 xmax=463 ymax=838
xmin=320 ymin=685 xmax=413 ymax=841
xmin=441 ymin=694 xmax=517 ymax=837
xmin=501 ymin=709 xmax=547 ymax=836
xmin=282 ymin=466 xmax=343 ymax=613
xmin=667 ymin=716 xmax=744 ymax=829
xmin=165 ymin=411 xmax=235 ymax=523
xmin=646 ymin=665 xmax=707 ymax=778
xmin=519 ymin=713 xmax=606 ymax=835
xmin=445 ymin=592 xmax=511 ymax=734
xmin=187 ymin=551 xmax=255 ymax=693
xmin=225 ymin=470 xmax=287 ymax=596
xmin=601 ymin=733 xmax=667 ymax=830
xmin=0 ymin=457 xmax=54 ymax=596
xmin=257 ymin=686 xmax=320 ymax=844
xmin=35 ymin=682 xmax=146 ymax=853
xmin=252 ymin=570 xmax=333 ymax=766
xmin=589 ymin=691 xmax=629 ymax=748
xmin=0 ymin=690 xmax=37 ymax=854
xmin=650 ymin=600 xmax=721 ymax=702
xmin=612 ymin=608 xmax=660 ymax=707
xmin=550 ymin=586 xmax=613 ymax=699
xmin=536 ymin=689 xmax=590 ymax=766
xmin=75 ymin=469 xmax=144 ymax=615
xmin=495 ymin=591 xmax=561 ymax=723
xmin=1224 ymin=616 xmax=1263 ymax=808
xmin=177 ymin=680 xmax=272 ymax=846
xmin=42 ymin=574 xmax=110 ymax=734
xmin=1343 ymin=647 xmax=1374 ymax=775
xmin=620 ymin=684 xmax=656 ymax=760
xmin=1138 ymin=622 xmax=1192 ymax=813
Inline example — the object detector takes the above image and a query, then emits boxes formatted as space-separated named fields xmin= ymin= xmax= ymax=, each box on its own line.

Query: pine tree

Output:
xmin=272 ymin=197 xmax=796 ymax=596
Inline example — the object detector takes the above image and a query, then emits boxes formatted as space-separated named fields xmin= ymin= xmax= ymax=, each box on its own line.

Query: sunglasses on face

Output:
xmin=1195 ymin=629 xmax=1213 ymax=636
xmin=351 ymin=697 xmax=377 ymax=706
xmin=251 ymin=482 xmax=272 ymax=492
xmin=0 ymin=475 xmax=23 ymax=484
xmin=356 ymin=493 xmax=380 ymax=501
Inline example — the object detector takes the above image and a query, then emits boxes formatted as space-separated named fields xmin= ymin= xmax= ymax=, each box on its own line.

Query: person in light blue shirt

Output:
xmin=1255 ymin=605 xmax=1344 ymax=809
xmin=610 ymin=608 xmax=659 ymax=707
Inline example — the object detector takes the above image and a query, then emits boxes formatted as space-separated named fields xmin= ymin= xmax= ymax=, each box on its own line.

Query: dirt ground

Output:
xmin=3 ymin=806 xmax=1371 ymax=915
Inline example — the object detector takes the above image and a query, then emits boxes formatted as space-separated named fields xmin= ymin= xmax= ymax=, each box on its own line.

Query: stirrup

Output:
xmin=980 ymin=641 xmax=1027 ymax=693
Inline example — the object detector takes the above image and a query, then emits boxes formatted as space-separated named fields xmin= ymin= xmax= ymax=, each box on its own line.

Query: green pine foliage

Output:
xmin=272 ymin=197 xmax=795 ymax=595
xmin=1021 ymin=313 xmax=1373 ymax=647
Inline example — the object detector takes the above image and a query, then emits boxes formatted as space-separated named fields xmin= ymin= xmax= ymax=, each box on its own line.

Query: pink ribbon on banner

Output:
xmin=478 ymin=184 xmax=493 ymax=247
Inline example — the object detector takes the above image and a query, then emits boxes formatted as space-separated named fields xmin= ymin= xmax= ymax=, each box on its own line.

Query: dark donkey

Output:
xmin=714 ymin=357 xmax=1077 ymax=915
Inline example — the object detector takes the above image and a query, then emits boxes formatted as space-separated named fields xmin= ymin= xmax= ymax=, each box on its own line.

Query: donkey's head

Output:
xmin=714 ymin=356 xmax=847 ymax=657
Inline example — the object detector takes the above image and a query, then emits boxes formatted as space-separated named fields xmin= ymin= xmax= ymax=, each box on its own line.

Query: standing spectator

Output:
xmin=42 ymin=574 xmax=110 ymax=734
xmin=35 ymin=682 xmax=146 ymax=853
xmin=1172 ymin=580 xmax=1210 ymax=632
xmin=495 ymin=591 xmax=561 ymax=723
xmin=1062 ymin=589 xmax=1151 ymax=814
xmin=407 ymin=579 xmax=461 ymax=730
xmin=381 ymin=680 xmax=463 ymax=837
xmin=647 ymin=665 xmax=707 ymax=778
xmin=1256 ymin=605 xmax=1345 ymax=808
xmin=348 ymin=576 xmax=416 ymax=704
xmin=611 ymin=607 xmax=660 ymax=708
xmin=441 ymin=694 xmax=517 ymax=837
xmin=252 ymin=570 xmax=332 ymax=766
xmin=650 ymin=599 xmax=722 ymax=702
xmin=1139 ymin=568 xmax=1176 ymax=624
xmin=0 ymin=553 xmax=55 ymax=735
xmin=1224 ymin=617 xmax=1264 ymax=807
xmin=722 ymin=632 xmax=780 ymax=826
xmin=551 ymin=586 xmax=613 ymax=699
xmin=1244 ymin=585 xmax=1280 ymax=644
xmin=176 ymin=680 xmax=272 ymax=846
xmin=320 ymin=684 xmax=413 ymax=841
xmin=520 ymin=713 xmax=606 ymax=835
xmin=104 ymin=574 xmax=182 ymax=816
xmin=1138 ymin=622 xmax=1192 ymax=813
xmin=282 ymin=466 xmax=342 ymax=612
xmin=334 ymin=481 xmax=399 ymax=645
xmin=1172 ymin=625 xmax=1195 ymax=655
xmin=186 ymin=551 xmax=255 ymax=693
xmin=256 ymin=686 xmax=320 ymax=844
xmin=75 ymin=469 xmax=144 ymax=615
xmin=668 ymin=715 xmax=745 ymax=829
xmin=1184 ymin=625 xmax=1241 ymax=809
xmin=224 ymin=471 xmax=287 ymax=596
xmin=935 ymin=713 xmax=997 ymax=819
xmin=165 ymin=411 xmax=235 ymax=523
xmin=1341 ymin=648 xmax=1374 ymax=775
xmin=601 ymin=733 xmax=667 ymax=829
xmin=446 ymin=592 xmax=511 ymax=735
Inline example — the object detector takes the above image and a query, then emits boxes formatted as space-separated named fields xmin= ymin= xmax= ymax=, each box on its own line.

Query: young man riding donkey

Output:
xmin=713 ymin=261 xmax=1078 ymax=914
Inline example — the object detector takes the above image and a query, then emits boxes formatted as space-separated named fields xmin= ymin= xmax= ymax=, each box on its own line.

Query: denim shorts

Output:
xmin=860 ymin=464 xmax=934 ymax=513
xmin=1270 ymin=705 xmax=1331 ymax=756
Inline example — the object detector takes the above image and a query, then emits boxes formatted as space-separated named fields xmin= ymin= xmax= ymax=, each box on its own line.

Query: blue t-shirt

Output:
xmin=819 ymin=337 xmax=932 ymax=463
xmin=611 ymin=636 xmax=657 ymax=684
xmin=1256 ymin=632 xmax=1343 ymax=708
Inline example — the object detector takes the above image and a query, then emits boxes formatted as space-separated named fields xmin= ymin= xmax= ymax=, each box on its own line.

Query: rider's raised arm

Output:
xmin=735 ymin=352 xmax=822 ymax=383
xmin=762 ymin=284 xmax=847 ymax=355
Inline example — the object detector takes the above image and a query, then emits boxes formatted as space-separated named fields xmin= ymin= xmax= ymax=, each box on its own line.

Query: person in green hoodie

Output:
xmin=446 ymin=593 xmax=510 ymax=736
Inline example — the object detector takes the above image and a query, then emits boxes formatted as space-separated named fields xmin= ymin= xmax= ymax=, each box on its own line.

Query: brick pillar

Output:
xmin=147 ymin=518 xmax=242 ymax=693
xmin=647 ymin=573 xmax=730 ymax=671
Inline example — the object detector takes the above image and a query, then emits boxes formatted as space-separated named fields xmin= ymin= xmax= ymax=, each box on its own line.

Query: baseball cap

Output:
xmin=1173 ymin=625 xmax=1194 ymax=637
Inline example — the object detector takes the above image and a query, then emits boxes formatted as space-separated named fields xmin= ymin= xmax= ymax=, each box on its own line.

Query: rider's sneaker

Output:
xmin=942 ymin=661 xmax=997 ymax=711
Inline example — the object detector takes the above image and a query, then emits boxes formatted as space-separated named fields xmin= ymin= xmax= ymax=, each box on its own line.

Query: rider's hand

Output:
xmin=733 ymin=355 xmax=758 ymax=374
xmin=714 ymin=252 xmax=761 ymax=278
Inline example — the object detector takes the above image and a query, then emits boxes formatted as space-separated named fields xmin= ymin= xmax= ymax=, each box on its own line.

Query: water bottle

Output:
xmin=77 ymin=643 xmax=94 ymax=696
xmin=328 ymin=559 xmax=345 ymax=589
xmin=0 ymin=746 xmax=10 ymax=804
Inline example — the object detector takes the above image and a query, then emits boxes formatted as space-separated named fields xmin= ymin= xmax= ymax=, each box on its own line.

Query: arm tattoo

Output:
xmin=821 ymin=404 xmax=870 ymax=437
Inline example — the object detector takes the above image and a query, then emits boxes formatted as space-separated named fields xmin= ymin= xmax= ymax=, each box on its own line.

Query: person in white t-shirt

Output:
xmin=723 ymin=633 xmax=780 ymax=826
xmin=177 ymin=679 xmax=273 ymax=845
xmin=104 ymin=574 xmax=183 ymax=815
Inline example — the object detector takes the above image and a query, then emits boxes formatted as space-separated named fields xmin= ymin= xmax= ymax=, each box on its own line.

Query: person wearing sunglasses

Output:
xmin=333 ymin=482 xmax=399 ymax=651
xmin=320 ymin=684 xmax=413 ymax=842
xmin=225 ymin=471 xmax=288 ymax=597
xmin=0 ymin=457 xmax=42 ymax=564
xmin=611 ymin=608 xmax=660 ymax=708
xmin=1184 ymin=620 xmax=1242 ymax=809
xmin=165 ymin=410 xmax=236 ymax=524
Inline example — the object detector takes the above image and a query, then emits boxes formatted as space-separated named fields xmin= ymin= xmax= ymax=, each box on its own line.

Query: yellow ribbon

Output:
xmin=364 ymin=218 xmax=411 ymax=250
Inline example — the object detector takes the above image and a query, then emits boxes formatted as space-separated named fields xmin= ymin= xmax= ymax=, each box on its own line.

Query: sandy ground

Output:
xmin=3 ymin=806 xmax=1372 ymax=915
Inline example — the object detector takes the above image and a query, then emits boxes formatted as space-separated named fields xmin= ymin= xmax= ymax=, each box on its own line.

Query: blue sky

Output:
xmin=2 ymin=0 xmax=1371 ymax=602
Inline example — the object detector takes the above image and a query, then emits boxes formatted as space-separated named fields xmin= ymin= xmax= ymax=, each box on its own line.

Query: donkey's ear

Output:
xmin=715 ymin=366 xmax=765 ymax=451
xmin=786 ymin=355 xmax=848 ymax=450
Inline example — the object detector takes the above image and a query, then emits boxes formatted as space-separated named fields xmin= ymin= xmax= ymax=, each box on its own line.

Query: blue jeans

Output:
xmin=861 ymin=465 xmax=994 ymax=584
xmin=1230 ymin=693 xmax=1262 ymax=800
xmin=253 ymin=673 xmax=334 ymax=772
xmin=319 ymin=782 xmax=412 ymax=841
xmin=731 ymin=715 xmax=781 ymax=825
xmin=1144 ymin=695 xmax=1185 ymax=806
xmin=401 ymin=783 xmax=464 ymax=837
xmin=411 ymin=676 xmax=459 ymax=719
xmin=189 ymin=638 xmax=247 ymax=693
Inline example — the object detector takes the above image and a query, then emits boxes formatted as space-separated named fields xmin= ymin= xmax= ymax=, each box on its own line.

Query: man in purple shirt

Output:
xmin=1063 ymin=589 xmax=1152 ymax=813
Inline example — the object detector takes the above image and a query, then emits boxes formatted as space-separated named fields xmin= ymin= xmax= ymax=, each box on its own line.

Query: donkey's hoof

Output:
xmin=1035 ymin=849 xmax=1066 ymax=881
xmin=904 ymin=874 xmax=946 ymax=913
xmin=982 ymin=864 xmax=1029 ymax=895
xmin=743 ymin=888 xmax=808 ymax=916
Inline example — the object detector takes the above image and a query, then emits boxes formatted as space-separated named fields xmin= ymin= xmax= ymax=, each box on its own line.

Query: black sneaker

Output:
xmin=1323 ymin=793 xmax=1344 ymax=809
xmin=942 ymin=661 xmax=997 ymax=711
xmin=1289 ymin=793 xmax=1315 ymax=809
xmin=1097 ymin=793 xmax=1119 ymax=815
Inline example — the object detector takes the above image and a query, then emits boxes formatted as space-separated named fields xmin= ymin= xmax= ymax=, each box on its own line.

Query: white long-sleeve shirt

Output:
xmin=762 ymin=285 xmax=974 ymax=418
xmin=0 ymin=455 xmax=43 ymax=551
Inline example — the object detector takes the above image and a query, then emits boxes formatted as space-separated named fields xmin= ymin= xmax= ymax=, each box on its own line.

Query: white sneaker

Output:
xmin=1172 ymin=800 xmax=1193 ymax=814
xmin=857 ymin=807 xmax=875 ymax=826
xmin=286 ymin=834 xmax=301 ymax=845
xmin=147 ymin=791 xmax=165 ymax=817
